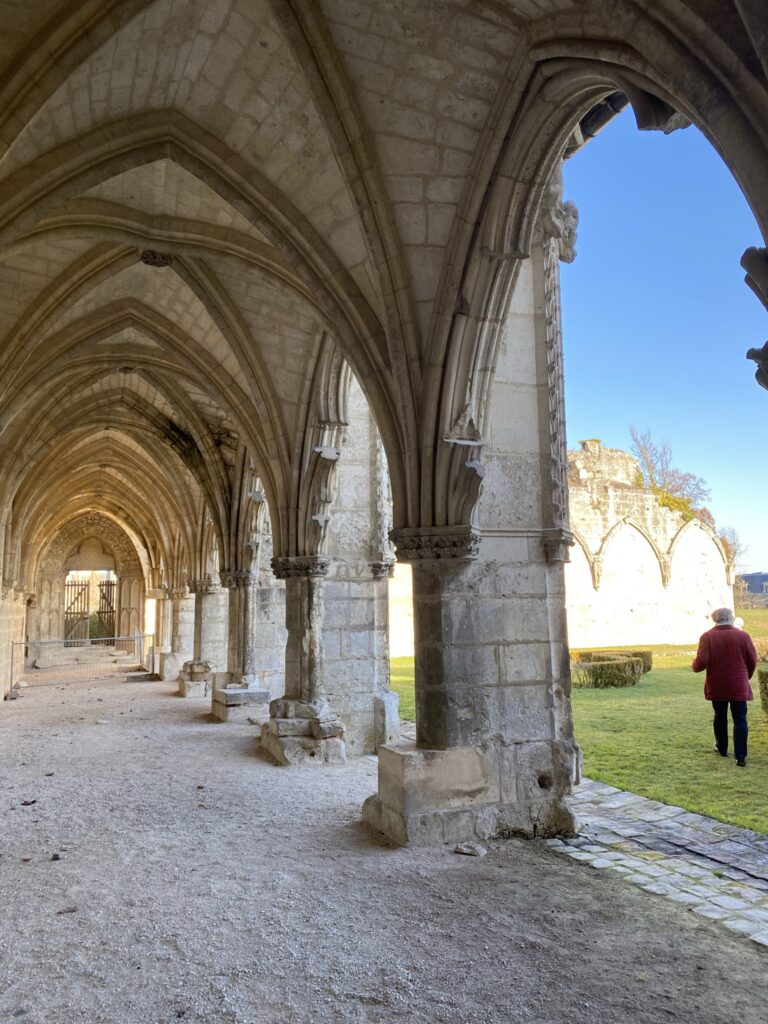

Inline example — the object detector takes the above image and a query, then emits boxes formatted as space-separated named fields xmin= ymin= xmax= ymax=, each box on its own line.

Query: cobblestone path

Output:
xmin=553 ymin=778 xmax=768 ymax=947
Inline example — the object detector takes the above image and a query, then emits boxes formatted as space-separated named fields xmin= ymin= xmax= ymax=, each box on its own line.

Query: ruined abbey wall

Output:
xmin=566 ymin=441 xmax=733 ymax=648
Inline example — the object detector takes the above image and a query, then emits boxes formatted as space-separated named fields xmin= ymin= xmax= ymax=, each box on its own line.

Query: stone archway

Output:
xmin=35 ymin=514 xmax=146 ymax=641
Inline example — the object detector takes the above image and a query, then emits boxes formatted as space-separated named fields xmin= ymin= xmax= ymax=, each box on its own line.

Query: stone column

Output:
xmin=171 ymin=587 xmax=195 ymax=658
xmin=362 ymin=528 xmax=579 ymax=846
xmin=249 ymin=575 xmax=287 ymax=695
xmin=260 ymin=557 xmax=346 ymax=765
xmin=210 ymin=571 xmax=271 ymax=723
xmin=160 ymin=587 xmax=194 ymax=681
xmin=178 ymin=578 xmax=227 ymax=697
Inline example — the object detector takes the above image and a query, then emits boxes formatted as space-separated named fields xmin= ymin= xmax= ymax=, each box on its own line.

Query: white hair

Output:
xmin=711 ymin=607 xmax=735 ymax=624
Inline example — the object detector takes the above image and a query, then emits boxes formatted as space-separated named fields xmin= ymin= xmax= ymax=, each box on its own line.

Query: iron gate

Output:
xmin=96 ymin=579 xmax=116 ymax=638
xmin=64 ymin=578 xmax=89 ymax=642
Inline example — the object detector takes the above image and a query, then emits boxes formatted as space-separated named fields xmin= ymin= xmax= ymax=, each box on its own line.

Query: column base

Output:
xmin=211 ymin=680 xmax=271 ymax=723
xmin=362 ymin=742 xmax=580 ymax=847
xmin=177 ymin=660 xmax=213 ymax=698
xmin=259 ymin=699 xmax=346 ymax=765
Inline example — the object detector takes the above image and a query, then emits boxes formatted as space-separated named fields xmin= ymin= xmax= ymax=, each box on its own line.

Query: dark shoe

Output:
xmin=714 ymin=744 xmax=727 ymax=757
xmin=736 ymin=759 xmax=746 ymax=768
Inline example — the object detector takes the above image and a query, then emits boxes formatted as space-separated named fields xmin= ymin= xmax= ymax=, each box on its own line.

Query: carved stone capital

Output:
xmin=542 ymin=530 xmax=574 ymax=564
xmin=271 ymin=556 xmax=330 ymax=579
xmin=390 ymin=526 xmax=481 ymax=561
xmin=371 ymin=560 xmax=396 ymax=578
xmin=190 ymin=578 xmax=220 ymax=595
xmin=220 ymin=570 xmax=257 ymax=589
xmin=169 ymin=587 xmax=190 ymax=600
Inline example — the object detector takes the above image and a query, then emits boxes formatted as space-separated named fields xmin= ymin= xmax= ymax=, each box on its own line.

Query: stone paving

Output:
xmin=550 ymin=778 xmax=768 ymax=947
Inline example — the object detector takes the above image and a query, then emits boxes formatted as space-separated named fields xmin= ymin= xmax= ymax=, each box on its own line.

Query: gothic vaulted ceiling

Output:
xmin=0 ymin=0 xmax=765 ymax=589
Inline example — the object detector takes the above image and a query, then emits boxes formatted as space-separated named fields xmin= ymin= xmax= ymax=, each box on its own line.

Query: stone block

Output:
xmin=160 ymin=652 xmax=181 ymax=681
xmin=269 ymin=698 xmax=294 ymax=718
xmin=362 ymin=792 xmax=499 ymax=847
xmin=212 ymin=701 xmax=269 ymax=725
xmin=214 ymin=686 xmax=270 ymax=706
xmin=310 ymin=719 xmax=344 ymax=739
xmin=377 ymin=743 xmax=500 ymax=816
xmin=499 ymin=741 xmax=555 ymax=805
xmin=268 ymin=718 xmax=313 ymax=737
xmin=374 ymin=692 xmax=400 ymax=747
xmin=294 ymin=700 xmax=332 ymax=719
xmin=323 ymin=738 xmax=346 ymax=764
xmin=499 ymin=643 xmax=549 ymax=684
xmin=259 ymin=727 xmax=346 ymax=766
xmin=363 ymin=741 xmax=579 ymax=847
xmin=178 ymin=676 xmax=211 ymax=698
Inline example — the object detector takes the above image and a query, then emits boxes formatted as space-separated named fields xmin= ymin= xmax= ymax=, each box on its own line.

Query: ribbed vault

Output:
xmin=0 ymin=0 xmax=765 ymax=601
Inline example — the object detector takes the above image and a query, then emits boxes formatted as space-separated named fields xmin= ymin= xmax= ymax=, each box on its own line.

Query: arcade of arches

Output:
xmin=1 ymin=0 xmax=767 ymax=848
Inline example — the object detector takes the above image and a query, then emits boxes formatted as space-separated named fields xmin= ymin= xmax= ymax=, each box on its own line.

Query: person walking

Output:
xmin=692 ymin=607 xmax=757 ymax=767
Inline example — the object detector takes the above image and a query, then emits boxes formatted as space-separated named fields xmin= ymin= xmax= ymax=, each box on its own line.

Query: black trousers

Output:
xmin=712 ymin=700 xmax=748 ymax=761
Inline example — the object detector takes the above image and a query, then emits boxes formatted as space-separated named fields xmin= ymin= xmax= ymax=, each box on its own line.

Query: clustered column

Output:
xmin=177 ymin=578 xmax=227 ymax=697
xmin=210 ymin=571 xmax=271 ymax=723
xmin=362 ymin=527 xmax=580 ymax=845
xmin=260 ymin=557 xmax=346 ymax=765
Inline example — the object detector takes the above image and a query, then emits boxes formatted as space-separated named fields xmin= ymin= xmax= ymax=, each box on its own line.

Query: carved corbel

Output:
xmin=742 ymin=248 xmax=768 ymax=391
xmin=271 ymin=556 xmax=330 ymax=579
xmin=442 ymin=404 xmax=486 ymax=528
xmin=390 ymin=526 xmax=481 ymax=562
xmin=304 ymin=445 xmax=341 ymax=553
xmin=542 ymin=529 xmax=574 ymax=564
xmin=371 ymin=561 xmax=396 ymax=578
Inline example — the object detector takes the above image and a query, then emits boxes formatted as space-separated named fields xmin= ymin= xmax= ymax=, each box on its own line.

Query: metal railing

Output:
xmin=9 ymin=633 xmax=155 ymax=691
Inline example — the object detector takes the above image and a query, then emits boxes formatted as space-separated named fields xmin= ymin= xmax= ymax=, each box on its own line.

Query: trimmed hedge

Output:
xmin=752 ymin=637 xmax=768 ymax=663
xmin=629 ymin=650 xmax=653 ymax=675
xmin=570 ymin=649 xmax=652 ymax=689
xmin=759 ymin=667 xmax=768 ymax=715
xmin=571 ymin=657 xmax=644 ymax=689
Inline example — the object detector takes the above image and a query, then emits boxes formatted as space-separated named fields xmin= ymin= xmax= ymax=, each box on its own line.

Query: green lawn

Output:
xmin=390 ymin=657 xmax=415 ymax=722
xmin=737 ymin=607 xmax=768 ymax=636
xmin=390 ymin=625 xmax=768 ymax=834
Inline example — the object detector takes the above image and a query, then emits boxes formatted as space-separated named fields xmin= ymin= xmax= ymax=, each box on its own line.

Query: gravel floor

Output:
xmin=1 ymin=678 xmax=768 ymax=1024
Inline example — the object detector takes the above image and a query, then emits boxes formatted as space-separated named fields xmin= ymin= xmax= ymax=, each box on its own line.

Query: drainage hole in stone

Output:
xmin=537 ymin=774 xmax=553 ymax=790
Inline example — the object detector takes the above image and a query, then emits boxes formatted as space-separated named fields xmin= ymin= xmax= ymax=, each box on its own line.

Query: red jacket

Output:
xmin=692 ymin=625 xmax=757 ymax=701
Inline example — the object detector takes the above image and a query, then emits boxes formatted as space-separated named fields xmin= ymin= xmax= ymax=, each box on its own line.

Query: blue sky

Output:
xmin=560 ymin=109 xmax=768 ymax=572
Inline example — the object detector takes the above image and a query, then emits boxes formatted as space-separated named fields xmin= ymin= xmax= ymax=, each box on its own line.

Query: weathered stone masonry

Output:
xmin=0 ymin=0 xmax=766 ymax=847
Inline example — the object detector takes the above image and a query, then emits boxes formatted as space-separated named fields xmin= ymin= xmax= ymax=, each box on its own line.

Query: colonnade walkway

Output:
xmin=552 ymin=780 xmax=768 ymax=946
xmin=2 ymin=678 xmax=768 ymax=1024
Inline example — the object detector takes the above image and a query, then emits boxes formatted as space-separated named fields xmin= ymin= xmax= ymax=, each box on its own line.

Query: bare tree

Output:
xmin=718 ymin=525 xmax=748 ymax=571
xmin=629 ymin=426 xmax=711 ymax=509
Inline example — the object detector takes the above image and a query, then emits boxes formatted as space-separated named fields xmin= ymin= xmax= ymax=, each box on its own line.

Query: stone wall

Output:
xmin=566 ymin=441 xmax=732 ymax=647
xmin=0 ymin=594 xmax=26 ymax=700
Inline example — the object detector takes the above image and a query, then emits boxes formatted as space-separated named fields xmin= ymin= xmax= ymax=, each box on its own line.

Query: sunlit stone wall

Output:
xmin=565 ymin=441 xmax=732 ymax=647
